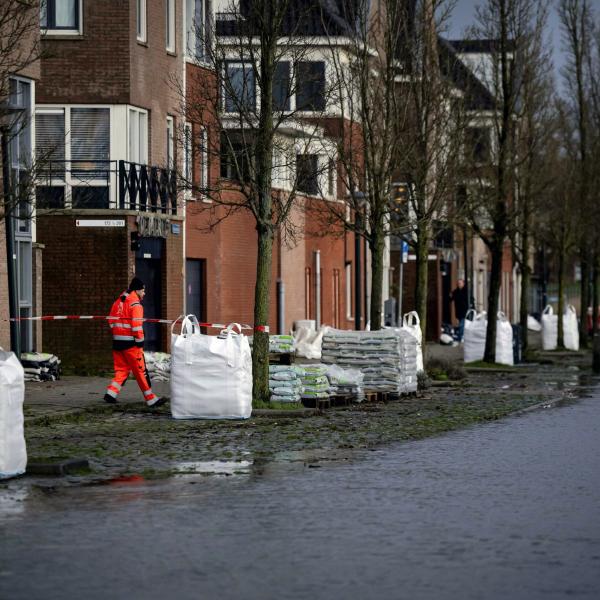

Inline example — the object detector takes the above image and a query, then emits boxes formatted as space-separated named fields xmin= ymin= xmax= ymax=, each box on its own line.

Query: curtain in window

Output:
xmin=55 ymin=0 xmax=77 ymax=28
xmin=35 ymin=111 xmax=66 ymax=177
xmin=70 ymin=108 xmax=110 ymax=177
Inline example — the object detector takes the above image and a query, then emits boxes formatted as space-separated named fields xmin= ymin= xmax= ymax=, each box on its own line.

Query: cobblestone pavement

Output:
xmin=16 ymin=343 xmax=593 ymax=485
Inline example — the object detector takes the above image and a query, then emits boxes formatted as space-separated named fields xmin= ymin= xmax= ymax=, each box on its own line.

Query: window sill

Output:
xmin=167 ymin=49 xmax=177 ymax=57
xmin=42 ymin=32 xmax=85 ymax=40
xmin=137 ymin=39 xmax=148 ymax=47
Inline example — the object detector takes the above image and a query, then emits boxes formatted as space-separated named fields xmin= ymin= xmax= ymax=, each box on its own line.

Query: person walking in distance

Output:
xmin=104 ymin=277 xmax=167 ymax=407
xmin=450 ymin=278 xmax=469 ymax=342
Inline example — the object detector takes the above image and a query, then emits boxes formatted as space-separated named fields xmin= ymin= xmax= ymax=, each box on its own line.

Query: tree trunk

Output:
xmin=414 ymin=227 xmax=429 ymax=342
xmin=484 ymin=241 xmax=503 ymax=363
xmin=252 ymin=225 xmax=273 ymax=404
xmin=557 ymin=249 xmax=565 ymax=349
xmin=519 ymin=221 xmax=530 ymax=353
xmin=579 ymin=250 xmax=589 ymax=348
xmin=369 ymin=229 xmax=385 ymax=330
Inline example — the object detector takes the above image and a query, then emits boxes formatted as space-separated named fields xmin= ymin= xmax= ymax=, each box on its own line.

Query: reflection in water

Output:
xmin=1 ymin=395 xmax=600 ymax=599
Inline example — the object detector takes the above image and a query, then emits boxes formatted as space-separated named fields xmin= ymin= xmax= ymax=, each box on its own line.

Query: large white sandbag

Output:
xmin=0 ymin=349 xmax=27 ymax=479
xmin=563 ymin=305 xmax=579 ymax=351
xmin=527 ymin=315 xmax=542 ymax=332
xmin=495 ymin=312 xmax=514 ymax=366
xmin=170 ymin=316 xmax=252 ymax=419
xmin=401 ymin=311 xmax=424 ymax=372
xmin=463 ymin=309 xmax=487 ymax=363
xmin=541 ymin=305 xmax=558 ymax=350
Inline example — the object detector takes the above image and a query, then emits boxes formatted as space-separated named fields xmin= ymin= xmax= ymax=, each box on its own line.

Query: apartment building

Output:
xmin=34 ymin=0 xmax=184 ymax=369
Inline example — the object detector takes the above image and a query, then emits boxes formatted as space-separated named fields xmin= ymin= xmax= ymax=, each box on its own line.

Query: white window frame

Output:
xmin=183 ymin=122 xmax=192 ymax=198
xmin=199 ymin=126 xmax=209 ymax=201
xmin=222 ymin=61 xmax=256 ymax=113
xmin=166 ymin=115 xmax=175 ymax=169
xmin=35 ymin=104 xmax=113 ymax=209
xmin=127 ymin=107 xmax=148 ymax=165
xmin=41 ymin=0 xmax=83 ymax=36
xmin=185 ymin=0 xmax=211 ymax=64
xmin=137 ymin=0 xmax=147 ymax=43
xmin=166 ymin=0 xmax=176 ymax=52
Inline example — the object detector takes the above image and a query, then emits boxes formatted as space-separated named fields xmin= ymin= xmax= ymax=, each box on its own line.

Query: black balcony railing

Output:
xmin=118 ymin=160 xmax=177 ymax=215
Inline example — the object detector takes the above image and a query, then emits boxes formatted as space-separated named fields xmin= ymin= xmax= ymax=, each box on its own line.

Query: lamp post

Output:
xmin=1 ymin=102 xmax=26 ymax=359
xmin=1 ymin=123 xmax=21 ymax=359
xmin=391 ymin=182 xmax=411 ymax=325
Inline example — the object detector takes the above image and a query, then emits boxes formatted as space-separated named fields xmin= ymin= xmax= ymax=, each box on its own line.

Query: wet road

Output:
xmin=2 ymin=395 xmax=600 ymax=599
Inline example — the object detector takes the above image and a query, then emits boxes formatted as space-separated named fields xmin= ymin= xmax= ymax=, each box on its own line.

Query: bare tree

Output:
xmin=558 ymin=0 xmax=595 ymax=348
xmin=178 ymin=0 xmax=334 ymax=403
xmin=465 ymin=0 xmax=547 ymax=362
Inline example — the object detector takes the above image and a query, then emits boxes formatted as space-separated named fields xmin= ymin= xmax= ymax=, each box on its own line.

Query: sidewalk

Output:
xmin=18 ymin=338 xmax=592 ymax=484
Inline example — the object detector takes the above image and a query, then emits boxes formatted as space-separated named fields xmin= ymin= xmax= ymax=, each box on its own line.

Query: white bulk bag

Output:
xmin=402 ymin=311 xmax=424 ymax=372
xmin=563 ymin=305 xmax=580 ymax=351
xmin=170 ymin=316 xmax=252 ymax=419
xmin=463 ymin=309 xmax=487 ymax=363
xmin=527 ymin=315 xmax=542 ymax=332
xmin=495 ymin=312 xmax=514 ymax=366
xmin=0 ymin=349 xmax=27 ymax=479
xmin=541 ymin=305 xmax=558 ymax=351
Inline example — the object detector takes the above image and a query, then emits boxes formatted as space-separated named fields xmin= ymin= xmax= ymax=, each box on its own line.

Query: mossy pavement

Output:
xmin=17 ymin=345 xmax=595 ymax=484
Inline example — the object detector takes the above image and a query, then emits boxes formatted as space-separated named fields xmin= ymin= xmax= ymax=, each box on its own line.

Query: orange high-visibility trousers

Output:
xmin=106 ymin=347 xmax=157 ymax=403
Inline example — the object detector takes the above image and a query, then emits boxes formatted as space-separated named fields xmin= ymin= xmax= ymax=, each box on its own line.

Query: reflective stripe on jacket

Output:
xmin=109 ymin=290 xmax=145 ymax=350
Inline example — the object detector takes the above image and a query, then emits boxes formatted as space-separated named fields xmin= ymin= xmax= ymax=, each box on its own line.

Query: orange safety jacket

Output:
xmin=108 ymin=290 xmax=145 ymax=350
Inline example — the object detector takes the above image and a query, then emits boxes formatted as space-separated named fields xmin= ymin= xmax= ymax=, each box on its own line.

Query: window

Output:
xmin=41 ymin=0 xmax=81 ymax=32
xmin=166 ymin=116 xmax=174 ymax=168
xmin=35 ymin=106 xmax=112 ymax=209
xmin=220 ymin=134 xmax=251 ymax=181
xmin=70 ymin=108 xmax=110 ymax=177
xmin=137 ymin=0 xmax=147 ymax=42
xmin=166 ymin=0 xmax=175 ymax=52
xmin=345 ymin=263 xmax=352 ymax=319
xmin=128 ymin=108 xmax=148 ymax=164
xmin=186 ymin=0 xmax=211 ymax=62
xmin=296 ymin=154 xmax=319 ymax=196
xmin=466 ymin=127 xmax=491 ymax=163
xmin=327 ymin=158 xmax=336 ymax=197
xmin=297 ymin=62 xmax=325 ymax=111
xmin=224 ymin=63 xmax=256 ymax=112
xmin=183 ymin=122 xmax=192 ymax=194
xmin=273 ymin=61 xmax=291 ymax=111
xmin=199 ymin=127 xmax=208 ymax=194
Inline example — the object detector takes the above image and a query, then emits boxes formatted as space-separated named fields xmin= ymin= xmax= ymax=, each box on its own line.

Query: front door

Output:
xmin=135 ymin=238 xmax=163 ymax=351
xmin=186 ymin=259 xmax=204 ymax=320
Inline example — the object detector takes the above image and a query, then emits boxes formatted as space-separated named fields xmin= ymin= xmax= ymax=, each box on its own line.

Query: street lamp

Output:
xmin=391 ymin=182 xmax=412 ymax=323
xmin=1 ymin=106 xmax=25 ymax=359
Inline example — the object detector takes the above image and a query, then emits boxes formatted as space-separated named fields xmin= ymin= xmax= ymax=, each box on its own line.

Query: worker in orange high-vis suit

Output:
xmin=104 ymin=277 xmax=167 ymax=407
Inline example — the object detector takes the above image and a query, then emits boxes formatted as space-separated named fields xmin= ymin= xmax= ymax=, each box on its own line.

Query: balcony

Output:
xmin=35 ymin=160 xmax=178 ymax=215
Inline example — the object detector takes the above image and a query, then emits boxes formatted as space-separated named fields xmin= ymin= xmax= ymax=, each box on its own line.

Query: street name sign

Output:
xmin=76 ymin=219 xmax=125 ymax=227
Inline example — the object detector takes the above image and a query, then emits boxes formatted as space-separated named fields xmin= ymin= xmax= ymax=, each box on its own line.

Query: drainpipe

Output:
xmin=277 ymin=280 xmax=285 ymax=334
xmin=314 ymin=249 xmax=321 ymax=329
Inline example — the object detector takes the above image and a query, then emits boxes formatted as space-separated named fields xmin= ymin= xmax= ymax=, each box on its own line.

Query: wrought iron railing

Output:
xmin=118 ymin=160 xmax=177 ymax=215
xmin=35 ymin=160 xmax=178 ymax=214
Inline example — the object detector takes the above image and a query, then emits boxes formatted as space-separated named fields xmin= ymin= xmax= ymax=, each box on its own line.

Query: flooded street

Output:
xmin=2 ymin=394 xmax=600 ymax=599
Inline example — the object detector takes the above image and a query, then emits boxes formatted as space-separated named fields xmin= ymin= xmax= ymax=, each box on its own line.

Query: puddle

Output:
xmin=173 ymin=460 xmax=253 ymax=476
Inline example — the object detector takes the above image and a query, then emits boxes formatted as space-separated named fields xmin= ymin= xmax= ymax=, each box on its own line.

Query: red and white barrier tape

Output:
xmin=5 ymin=315 xmax=257 ymax=330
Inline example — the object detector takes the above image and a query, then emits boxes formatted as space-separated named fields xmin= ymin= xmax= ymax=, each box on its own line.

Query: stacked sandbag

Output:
xmin=541 ymin=305 xmax=558 ymax=351
xmin=269 ymin=335 xmax=295 ymax=354
xmin=321 ymin=329 xmax=410 ymax=395
xmin=269 ymin=365 xmax=303 ymax=403
xmin=324 ymin=364 xmax=365 ymax=401
xmin=1 ymin=349 xmax=27 ymax=479
xmin=20 ymin=352 xmax=61 ymax=382
xmin=298 ymin=364 xmax=331 ymax=401
xmin=293 ymin=326 xmax=324 ymax=359
xmin=144 ymin=351 xmax=171 ymax=382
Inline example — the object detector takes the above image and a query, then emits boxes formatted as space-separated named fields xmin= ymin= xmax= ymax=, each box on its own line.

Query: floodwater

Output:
xmin=1 ymin=395 xmax=600 ymax=599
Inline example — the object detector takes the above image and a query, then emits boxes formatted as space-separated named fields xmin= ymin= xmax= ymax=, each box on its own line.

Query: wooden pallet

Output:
xmin=363 ymin=391 xmax=378 ymax=403
xmin=301 ymin=397 xmax=331 ymax=410
xmin=268 ymin=352 xmax=295 ymax=365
